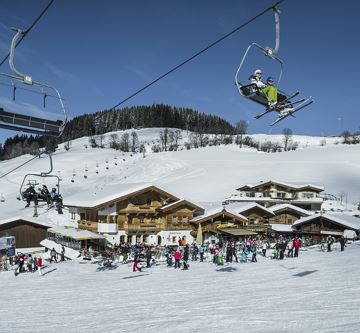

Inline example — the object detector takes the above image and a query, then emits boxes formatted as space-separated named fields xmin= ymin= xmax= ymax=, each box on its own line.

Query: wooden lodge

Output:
xmin=65 ymin=183 xmax=204 ymax=245
xmin=268 ymin=204 xmax=312 ymax=225
xmin=0 ymin=217 xmax=51 ymax=249
xmin=227 ymin=180 xmax=324 ymax=211
xmin=292 ymin=213 xmax=360 ymax=243
xmin=190 ymin=207 xmax=249 ymax=244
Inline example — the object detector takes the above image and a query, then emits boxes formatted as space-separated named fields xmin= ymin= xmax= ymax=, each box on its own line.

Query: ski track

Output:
xmin=1 ymin=243 xmax=360 ymax=332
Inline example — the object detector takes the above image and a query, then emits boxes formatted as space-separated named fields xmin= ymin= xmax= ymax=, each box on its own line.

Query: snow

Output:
xmin=268 ymin=203 xmax=313 ymax=216
xmin=0 ymin=128 xmax=360 ymax=229
xmin=270 ymin=223 xmax=293 ymax=233
xmin=1 ymin=242 xmax=360 ymax=332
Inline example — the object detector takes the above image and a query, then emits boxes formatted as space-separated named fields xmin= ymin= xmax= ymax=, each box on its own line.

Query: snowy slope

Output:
xmin=1 ymin=242 xmax=360 ymax=332
xmin=0 ymin=128 xmax=359 ymax=227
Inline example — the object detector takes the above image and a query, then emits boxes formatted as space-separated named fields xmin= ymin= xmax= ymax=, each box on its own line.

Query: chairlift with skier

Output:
xmin=17 ymin=153 xmax=63 ymax=213
xmin=0 ymin=28 xmax=67 ymax=136
xmin=235 ymin=7 xmax=313 ymax=126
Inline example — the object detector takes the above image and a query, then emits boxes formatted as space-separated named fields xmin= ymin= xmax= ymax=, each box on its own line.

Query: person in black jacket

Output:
xmin=24 ymin=186 xmax=38 ymax=208
xmin=146 ymin=247 xmax=152 ymax=268
xmin=183 ymin=245 xmax=189 ymax=270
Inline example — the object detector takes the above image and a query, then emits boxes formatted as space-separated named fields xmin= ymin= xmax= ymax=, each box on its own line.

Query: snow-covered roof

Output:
xmin=190 ymin=206 xmax=248 ymax=223
xmin=269 ymin=204 xmax=312 ymax=217
xmin=0 ymin=216 xmax=52 ymax=228
xmin=227 ymin=202 xmax=275 ymax=216
xmin=64 ymin=182 xmax=179 ymax=208
xmin=270 ymin=224 xmax=293 ymax=233
xmin=48 ymin=226 xmax=106 ymax=241
xmin=237 ymin=180 xmax=324 ymax=192
xmin=158 ymin=199 xmax=204 ymax=212
xmin=292 ymin=213 xmax=360 ymax=231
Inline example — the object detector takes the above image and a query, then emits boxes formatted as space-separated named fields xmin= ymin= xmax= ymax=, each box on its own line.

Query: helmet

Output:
xmin=254 ymin=69 xmax=262 ymax=75
xmin=266 ymin=76 xmax=274 ymax=82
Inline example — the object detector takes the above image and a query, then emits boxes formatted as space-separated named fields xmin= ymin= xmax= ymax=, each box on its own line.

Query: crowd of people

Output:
xmin=0 ymin=246 xmax=66 ymax=275
xmin=0 ymin=235 xmax=349 ymax=275
xmin=85 ymin=234 xmax=349 ymax=273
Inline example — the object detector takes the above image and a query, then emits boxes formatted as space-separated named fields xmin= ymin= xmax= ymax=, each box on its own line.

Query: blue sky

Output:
xmin=0 ymin=0 xmax=359 ymax=144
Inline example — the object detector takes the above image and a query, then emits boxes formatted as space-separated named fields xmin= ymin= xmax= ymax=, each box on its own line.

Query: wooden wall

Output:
xmin=0 ymin=220 xmax=48 ymax=248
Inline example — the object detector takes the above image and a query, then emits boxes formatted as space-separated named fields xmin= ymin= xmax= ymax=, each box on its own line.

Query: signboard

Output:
xmin=0 ymin=236 xmax=16 ymax=256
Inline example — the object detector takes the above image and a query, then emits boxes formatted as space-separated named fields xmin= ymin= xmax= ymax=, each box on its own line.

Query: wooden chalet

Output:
xmin=190 ymin=207 xmax=248 ymax=244
xmin=292 ymin=213 xmax=360 ymax=243
xmin=65 ymin=183 xmax=204 ymax=245
xmin=0 ymin=216 xmax=51 ymax=249
xmin=268 ymin=204 xmax=312 ymax=225
xmin=227 ymin=180 xmax=324 ymax=210
xmin=229 ymin=202 xmax=275 ymax=233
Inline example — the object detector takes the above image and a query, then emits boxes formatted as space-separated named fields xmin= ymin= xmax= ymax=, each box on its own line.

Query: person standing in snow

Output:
xmin=132 ymin=251 xmax=142 ymax=272
xmin=37 ymin=256 xmax=43 ymax=276
xmin=146 ymin=247 xmax=152 ymax=268
xmin=183 ymin=244 xmax=189 ymax=270
xmin=262 ymin=241 xmax=268 ymax=257
xmin=339 ymin=236 xmax=346 ymax=252
xmin=293 ymin=238 xmax=301 ymax=257
xmin=50 ymin=248 xmax=57 ymax=263
xmin=174 ymin=249 xmax=182 ymax=269
xmin=199 ymin=244 xmax=205 ymax=262
xmin=61 ymin=246 xmax=65 ymax=261
xmin=251 ymin=245 xmax=257 ymax=262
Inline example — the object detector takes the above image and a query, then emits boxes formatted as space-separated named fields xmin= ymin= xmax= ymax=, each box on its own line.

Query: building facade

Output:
xmin=227 ymin=180 xmax=324 ymax=210
xmin=65 ymin=184 xmax=204 ymax=246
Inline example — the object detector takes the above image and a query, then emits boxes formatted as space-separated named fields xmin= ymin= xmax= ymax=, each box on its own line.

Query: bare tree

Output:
xmin=159 ymin=128 xmax=169 ymax=151
xmin=109 ymin=133 xmax=119 ymax=150
xmin=282 ymin=128 xmax=293 ymax=151
xmin=120 ymin=133 xmax=130 ymax=152
xmin=235 ymin=120 xmax=248 ymax=148
xmin=130 ymin=131 xmax=139 ymax=152
xmin=170 ymin=129 xmax=182 ymax=151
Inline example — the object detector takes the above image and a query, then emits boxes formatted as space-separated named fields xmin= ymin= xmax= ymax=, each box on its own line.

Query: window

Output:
xmin=182 ymin=216 xmax=188 ymax=223
xmin=172 ymin=216 xmax=177 ymax=224
xmin=139 ymin=215 xmax=145 ymax=224
xmin=71 ymin=212 xmax=76 ymax=220
xmin=127 ymin=216 xmax=133 ymax=224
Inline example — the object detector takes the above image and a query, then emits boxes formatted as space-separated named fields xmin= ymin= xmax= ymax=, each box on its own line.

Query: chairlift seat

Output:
xmin=0 ymin=107 xmax=63 ymax=136
xmin=239 ymin=83 xmax=288 ymax=107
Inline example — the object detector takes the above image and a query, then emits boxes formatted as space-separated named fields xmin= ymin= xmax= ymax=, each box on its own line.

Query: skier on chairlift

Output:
xmin=249 ymin=70 xmax=278 ymax=109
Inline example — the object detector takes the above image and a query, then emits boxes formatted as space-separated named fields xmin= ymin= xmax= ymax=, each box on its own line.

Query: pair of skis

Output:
xmin=254 ymin=91 xmax=313 ymax=126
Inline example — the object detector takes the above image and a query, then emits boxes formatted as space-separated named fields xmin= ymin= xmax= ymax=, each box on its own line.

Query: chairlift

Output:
xmin=17 ymin=153 xmax=61 ymax=204
xmin=235 ymin=7 xmax=313 ymax=126
xmin=0 ymin=28 xmax=67 ymax=136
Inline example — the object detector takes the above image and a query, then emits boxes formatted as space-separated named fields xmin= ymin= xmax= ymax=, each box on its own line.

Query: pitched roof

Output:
xmin=236 ymin=180 xmax=324 ymax=192
xmin=292 ymin=213 xmax=360 ymax=231
xmin=64 ymin=183 xmax=180 ymax=208
xmin=227 ymin=202 xmax=275 ymax=216
xmin=157 ymin=199 xmax=204 ymax=212
xmin=190 ymin=207 xmax=248 ymax=224
xmin=0 ymin=216 xmax=52 ymax=229
xmin=269 ymin=204 xmax=312 ymax=217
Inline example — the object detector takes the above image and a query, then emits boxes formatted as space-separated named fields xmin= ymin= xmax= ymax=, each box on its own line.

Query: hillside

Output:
xmin=0 ymin=128 xmax=359 ymax=225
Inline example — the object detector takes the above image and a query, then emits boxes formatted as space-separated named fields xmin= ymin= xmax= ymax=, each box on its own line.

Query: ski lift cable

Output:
xmin=105 ymin=0 xmax=285 ymax=114
xmin=0 ymin=0 xmax=56 ymax=68
xmin=0 ymin=153 xmax=42 ymax=180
